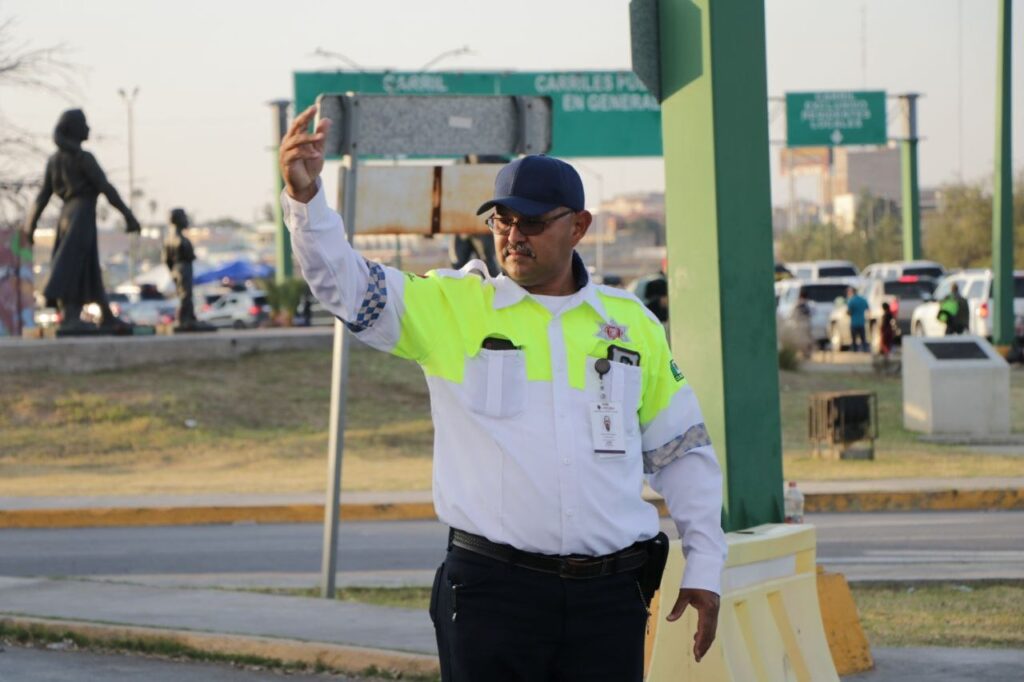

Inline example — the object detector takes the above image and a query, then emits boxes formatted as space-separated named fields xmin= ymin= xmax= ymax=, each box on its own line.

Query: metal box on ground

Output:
xmin=809 ymin=391 xmax=877 ymax=460
xmin=902 ymin=336 xmax=1010 ymax=435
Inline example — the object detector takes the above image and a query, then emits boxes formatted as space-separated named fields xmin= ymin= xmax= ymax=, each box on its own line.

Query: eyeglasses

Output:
xmin=484 ymin=209 xmax=575 ymax=236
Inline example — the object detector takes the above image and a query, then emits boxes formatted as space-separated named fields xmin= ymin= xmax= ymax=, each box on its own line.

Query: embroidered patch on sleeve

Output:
xmin=344 ymin=260 xmax=387 ymax=333
xmin=641 ymin=422 xmax=712 ymax=473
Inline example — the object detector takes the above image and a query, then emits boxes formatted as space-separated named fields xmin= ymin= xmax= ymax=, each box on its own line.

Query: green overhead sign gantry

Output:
xmin=786 ymin=90 xmax=887 ymax=147
xmin=294 ymin=70 xmax=662 ymax=158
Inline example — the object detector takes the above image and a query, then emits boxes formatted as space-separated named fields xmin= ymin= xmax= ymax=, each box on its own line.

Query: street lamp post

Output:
xmin=575 ymin=163 xmax=606 ymax=278
xmin=419 ymin=46 xmax=473 ymax=71
xmin=118 ymin=86 xmax=139 ymax=284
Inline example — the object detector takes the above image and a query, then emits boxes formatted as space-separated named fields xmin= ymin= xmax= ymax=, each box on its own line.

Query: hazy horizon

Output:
xmin=2 ymin=0 xmax=1021 ymax=224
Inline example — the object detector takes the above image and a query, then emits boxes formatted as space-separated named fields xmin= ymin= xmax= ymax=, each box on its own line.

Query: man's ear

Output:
xmin=570 ymin=210 xmax=593 ymax=246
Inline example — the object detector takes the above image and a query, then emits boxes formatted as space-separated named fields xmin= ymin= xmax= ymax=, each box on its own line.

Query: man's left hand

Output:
xmin=665 ymin=588 xmax=720 ymax=662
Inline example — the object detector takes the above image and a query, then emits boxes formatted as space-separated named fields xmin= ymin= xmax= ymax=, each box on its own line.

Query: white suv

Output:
xmin=785 ymin=260 xmax=859 ymax=281
xmin=861 ymin=260 xmax=945 ymax=282
xmin=197 ymin=290 xmax=271 ymax=329
xmin=776 ymin=278 xmax=856 ymax=349
xmin=911 ymin=270 xmax=1024 ymax=339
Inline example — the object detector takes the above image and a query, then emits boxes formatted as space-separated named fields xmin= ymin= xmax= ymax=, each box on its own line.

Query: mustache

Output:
xmin=502 ymin=243 xmax=536 ymax=259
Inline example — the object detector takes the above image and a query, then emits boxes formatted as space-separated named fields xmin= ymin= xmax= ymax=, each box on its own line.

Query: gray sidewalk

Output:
xmin=0 ymin=575 xmax=436 ymax=657
xmin=2 ymin=576 xmax=1021 ymax=681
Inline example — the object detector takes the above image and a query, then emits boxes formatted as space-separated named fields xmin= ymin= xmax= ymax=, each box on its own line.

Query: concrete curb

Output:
xmin=803 ymin=487 xmax=1024 ymax=513
xmin=0 ymin=615 xmax=440 ymax=678
xmin=0 ymin=488 xmax=1021 ymax=529
xmin=0 ymin=502 xmax=436 ymax=529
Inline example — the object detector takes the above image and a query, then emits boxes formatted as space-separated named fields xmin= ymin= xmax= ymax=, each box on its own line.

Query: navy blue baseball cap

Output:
xmin=475 ymin=155 xmax=585 ymax=217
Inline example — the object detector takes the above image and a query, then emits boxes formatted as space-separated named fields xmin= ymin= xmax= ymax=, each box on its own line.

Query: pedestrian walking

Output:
xmin=846 ymin=286 xmax=870 ymax=352
xmin=279 ymin=106 xmax=726 ymax=682
xmin=939 ymin=283 xmax=968 ymax=335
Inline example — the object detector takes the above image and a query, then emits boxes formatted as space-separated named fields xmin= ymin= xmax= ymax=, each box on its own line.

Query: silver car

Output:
xmin=776 ymin=278 xmax=855 ymax=349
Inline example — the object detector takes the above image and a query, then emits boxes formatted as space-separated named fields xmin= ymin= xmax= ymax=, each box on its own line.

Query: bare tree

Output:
xmin=0 ymin=15 xmax=76 ymax=229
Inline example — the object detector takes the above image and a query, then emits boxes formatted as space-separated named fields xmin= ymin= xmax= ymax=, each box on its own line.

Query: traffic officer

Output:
xmin=280 ymin=105 xmax=727 ymax=682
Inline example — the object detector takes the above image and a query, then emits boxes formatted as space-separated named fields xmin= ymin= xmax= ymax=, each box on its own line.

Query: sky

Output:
xmin=2 ymin=0 xmax=1022 ymax=224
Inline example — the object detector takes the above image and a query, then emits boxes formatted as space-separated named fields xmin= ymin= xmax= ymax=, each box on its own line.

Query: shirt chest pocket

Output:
xmin=462 ymin=349 xmax=527 ymax=419
xmin=586 ymin=356 xmax=643 ymax=435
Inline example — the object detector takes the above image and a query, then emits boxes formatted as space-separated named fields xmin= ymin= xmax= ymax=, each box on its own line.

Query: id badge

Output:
xmin=590 ymin=401 xmax=626 ymax=458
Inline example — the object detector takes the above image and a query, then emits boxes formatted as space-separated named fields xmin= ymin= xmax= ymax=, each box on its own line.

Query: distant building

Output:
xmin=772 ymin=200 xmax=823 ymax=233
xmin=598 ymin=192 xmax=664 ymax=219
xmin=585 ymin=192 xmax=665 ymax=247
xmin=833 ymin=146 xmax=902 ymax=204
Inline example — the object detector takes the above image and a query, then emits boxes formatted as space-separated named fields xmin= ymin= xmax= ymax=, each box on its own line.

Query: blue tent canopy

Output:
xmin=194 ymin=259 xmax=274 ymax=285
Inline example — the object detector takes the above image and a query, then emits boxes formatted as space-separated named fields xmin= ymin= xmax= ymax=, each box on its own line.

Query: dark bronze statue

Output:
xmin=164 ymin=208 xmax=196 ymax=325
xmin=164 ymin=208 xmax=213 ymax=332
xmin=22 ymin=109 xmax=139 ymax=333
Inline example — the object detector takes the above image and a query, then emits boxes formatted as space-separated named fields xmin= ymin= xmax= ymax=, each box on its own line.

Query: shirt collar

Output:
xmin=492 ymin=252 xmax=609 ymax=321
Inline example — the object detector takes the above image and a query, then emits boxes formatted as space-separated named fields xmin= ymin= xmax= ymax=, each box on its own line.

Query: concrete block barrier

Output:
xmin=645 ymin=524 xmax=847 ymax=681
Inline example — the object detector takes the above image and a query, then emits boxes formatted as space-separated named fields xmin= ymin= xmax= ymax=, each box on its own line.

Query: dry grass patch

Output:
xmin=780 ymin=369 xmax=1024 ymax=481
xmin=0 ymin=344 xmax=434 ymax=495
xmin=2 ymin=349 xmax=1022 ymax=496
xmin=852 ymin=581 xmax=1024 ymax=648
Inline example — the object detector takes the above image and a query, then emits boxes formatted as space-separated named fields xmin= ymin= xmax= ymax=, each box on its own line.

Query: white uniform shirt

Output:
xmin=284 ymin=184 xmax=727 ymax=594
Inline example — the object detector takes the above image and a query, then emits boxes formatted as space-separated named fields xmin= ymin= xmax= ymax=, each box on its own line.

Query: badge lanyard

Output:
xmin=590 ymin=358 xmax=626 ymax=458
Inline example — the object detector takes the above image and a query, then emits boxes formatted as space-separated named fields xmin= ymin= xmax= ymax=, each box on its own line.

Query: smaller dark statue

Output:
xmin=23 ymin=109 xmax=139 ymax=333
xmin=164 ymin=208 xmax=213 ymax=332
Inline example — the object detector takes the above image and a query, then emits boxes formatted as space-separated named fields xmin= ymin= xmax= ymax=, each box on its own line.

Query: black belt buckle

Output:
xmin=559 ymin=556 xmax=604 ymax=579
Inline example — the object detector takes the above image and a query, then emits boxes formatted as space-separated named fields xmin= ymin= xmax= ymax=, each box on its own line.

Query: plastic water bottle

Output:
xmin=784 ymin=481 xmax=804 ymax=524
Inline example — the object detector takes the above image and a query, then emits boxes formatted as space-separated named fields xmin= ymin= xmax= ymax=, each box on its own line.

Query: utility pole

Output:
xmin=118 ymin=87 xmax=139 ymax=283
xmin=270 ymin=100 xmax=293 ymax=283
xmin=897 ymin=93 xmax=921 ymax=260
xmin=992 ymin=0 xmax=1014 ymax=351
xmin=635 ymin=0 xmax=784 ymax=530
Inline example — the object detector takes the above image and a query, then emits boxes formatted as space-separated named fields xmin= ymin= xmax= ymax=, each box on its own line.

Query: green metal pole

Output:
xmin=659 ymin=0 xmax=783 ymax=531
xmin=270 ymin=100 xmax=294 ymax=283
xmin=899 ymin=94 xmax=922 ymax=260
xmin=992 ymin=0 xmax=1013 ymax=348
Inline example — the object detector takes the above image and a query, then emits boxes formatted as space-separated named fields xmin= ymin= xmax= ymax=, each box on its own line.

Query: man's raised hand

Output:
xmin=279 ymin=105 xmax=331 ymax=203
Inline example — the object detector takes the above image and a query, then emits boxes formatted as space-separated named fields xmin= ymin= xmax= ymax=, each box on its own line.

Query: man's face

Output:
xmin=492 ymin=206 xmax=591 ymax=291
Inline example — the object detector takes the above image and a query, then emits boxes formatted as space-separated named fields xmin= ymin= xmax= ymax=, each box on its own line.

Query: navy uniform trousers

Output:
xmin=429 ymin=545 xmax=650 ymax=682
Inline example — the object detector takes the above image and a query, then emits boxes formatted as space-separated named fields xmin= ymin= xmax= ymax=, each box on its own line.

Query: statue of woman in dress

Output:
xmin=22 ymin=109 xmax=140 ymax=332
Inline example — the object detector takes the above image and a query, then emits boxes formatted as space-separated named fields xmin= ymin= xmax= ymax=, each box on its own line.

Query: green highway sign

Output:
xmin=294 ymin=71 xmax=662 ymax=157
xmin=786 ymin=91 xmax=887 ymax=147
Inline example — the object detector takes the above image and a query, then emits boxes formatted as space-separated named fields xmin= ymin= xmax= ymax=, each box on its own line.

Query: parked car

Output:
xmin=105 ymin=284 xmax=178 ymax=326
xmin=911 ymin=269 xmax=1024 ymax=340
xmin=860 ymin=260 xmax=945 ymax=282
xmin=784 ymin=260 xmax=859 ymax=281
xmin=197 ymin=289 xmax=271 ymax=329
xmin=828 ymin=276 xmax=937 ymax=351
xmin=775 ymin=278 xmax=855 ymax=349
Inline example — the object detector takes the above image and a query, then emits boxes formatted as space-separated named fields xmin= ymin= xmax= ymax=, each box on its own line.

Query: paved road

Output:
xmin=0 ymin=644 xmax=369 ymax=681
xmin=842 ymin=647 xmax=1024 ymax=682
xmin=1 ymin=512 xmax=1021 ymax=587
xmin=3 ymin=642 xmax=1021 ymax=682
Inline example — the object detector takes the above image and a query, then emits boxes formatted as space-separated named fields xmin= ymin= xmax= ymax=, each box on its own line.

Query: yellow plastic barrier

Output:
xmin=645 ymin=524 xmax=840 ymax=682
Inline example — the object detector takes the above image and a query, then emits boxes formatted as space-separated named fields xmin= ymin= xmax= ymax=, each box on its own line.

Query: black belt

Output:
xmin=449 ymin=528 xmax=650 ymax=580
